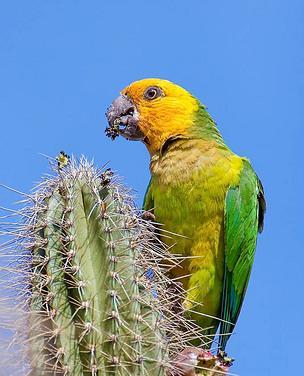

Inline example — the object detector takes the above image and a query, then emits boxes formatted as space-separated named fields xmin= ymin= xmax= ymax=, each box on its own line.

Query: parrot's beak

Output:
xmin=105 ymin=95 xmax=144 ymax=141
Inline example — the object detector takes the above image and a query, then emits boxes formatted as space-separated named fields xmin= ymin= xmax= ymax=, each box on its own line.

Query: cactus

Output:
xmin=0 ymin=155 xmax=230 ymax=376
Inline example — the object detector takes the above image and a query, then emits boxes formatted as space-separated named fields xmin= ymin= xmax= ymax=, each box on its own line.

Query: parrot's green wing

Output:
xmin=143 ymin=178 xmax=154 ymax=212
xmin=219 ymin=159 xmax=265 ymax=350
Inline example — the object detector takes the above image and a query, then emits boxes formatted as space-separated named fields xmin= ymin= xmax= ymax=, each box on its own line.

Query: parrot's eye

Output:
xmin=143 ymin=86 xmax=163 ymax=101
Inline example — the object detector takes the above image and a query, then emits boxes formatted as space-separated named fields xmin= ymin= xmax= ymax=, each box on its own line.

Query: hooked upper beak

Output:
xmin=105 ymin=95 xmax=144 ymax=141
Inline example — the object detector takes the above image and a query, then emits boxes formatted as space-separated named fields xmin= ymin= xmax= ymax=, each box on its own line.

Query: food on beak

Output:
xmin=105 ymin=95 xmax=144 ymax=141
xmin=105 ymin=117 xmax=121 ymax=140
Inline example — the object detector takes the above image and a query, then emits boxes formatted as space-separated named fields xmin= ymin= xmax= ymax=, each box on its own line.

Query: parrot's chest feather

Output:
xmin=149 ymin=139 xmax=243 ymax=324
xmin=150 ymin=140 xmax=243 ymax=255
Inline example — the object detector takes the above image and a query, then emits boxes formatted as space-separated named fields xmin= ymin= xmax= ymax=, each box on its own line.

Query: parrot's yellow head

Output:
xmin=106 ymin=78 xmax=200 ymax=155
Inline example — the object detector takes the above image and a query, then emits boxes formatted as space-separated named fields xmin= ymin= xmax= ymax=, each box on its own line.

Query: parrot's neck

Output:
xmin=146 ymin=105 xmax=227 ymax=158
xmin=191 ymin=105 xmax=226 ymax=147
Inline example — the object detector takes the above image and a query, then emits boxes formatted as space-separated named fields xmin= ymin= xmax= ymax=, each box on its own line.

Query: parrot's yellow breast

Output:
xmin=149 ymin=138 xmax=243 ymax=327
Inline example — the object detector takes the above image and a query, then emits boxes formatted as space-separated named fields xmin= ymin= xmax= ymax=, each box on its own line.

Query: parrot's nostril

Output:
xmin=125 ymin=107 xmax=135 ymax=116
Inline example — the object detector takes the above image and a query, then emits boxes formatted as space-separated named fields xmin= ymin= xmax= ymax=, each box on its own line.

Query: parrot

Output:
xmin=106 ymin=78 xmax=266 ymax=351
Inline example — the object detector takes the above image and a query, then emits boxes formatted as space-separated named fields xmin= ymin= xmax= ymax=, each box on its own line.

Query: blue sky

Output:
xmin=0 ymin=1 xmax=303 ymax=375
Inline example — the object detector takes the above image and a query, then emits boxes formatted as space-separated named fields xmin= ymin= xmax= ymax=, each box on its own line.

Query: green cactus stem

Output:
xmin=0 ymin=156 xmax=212 ymax=376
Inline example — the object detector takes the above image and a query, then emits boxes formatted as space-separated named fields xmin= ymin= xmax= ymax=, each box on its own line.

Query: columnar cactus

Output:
xmin=0 ymin=155 xmax=229 ymax=376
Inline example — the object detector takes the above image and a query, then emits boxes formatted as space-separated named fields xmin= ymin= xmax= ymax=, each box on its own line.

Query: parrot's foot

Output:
xmin=168 ymin=347 xmax=231 ymax=376
xmin=141 ymin=211 xmax=156 ymax=222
